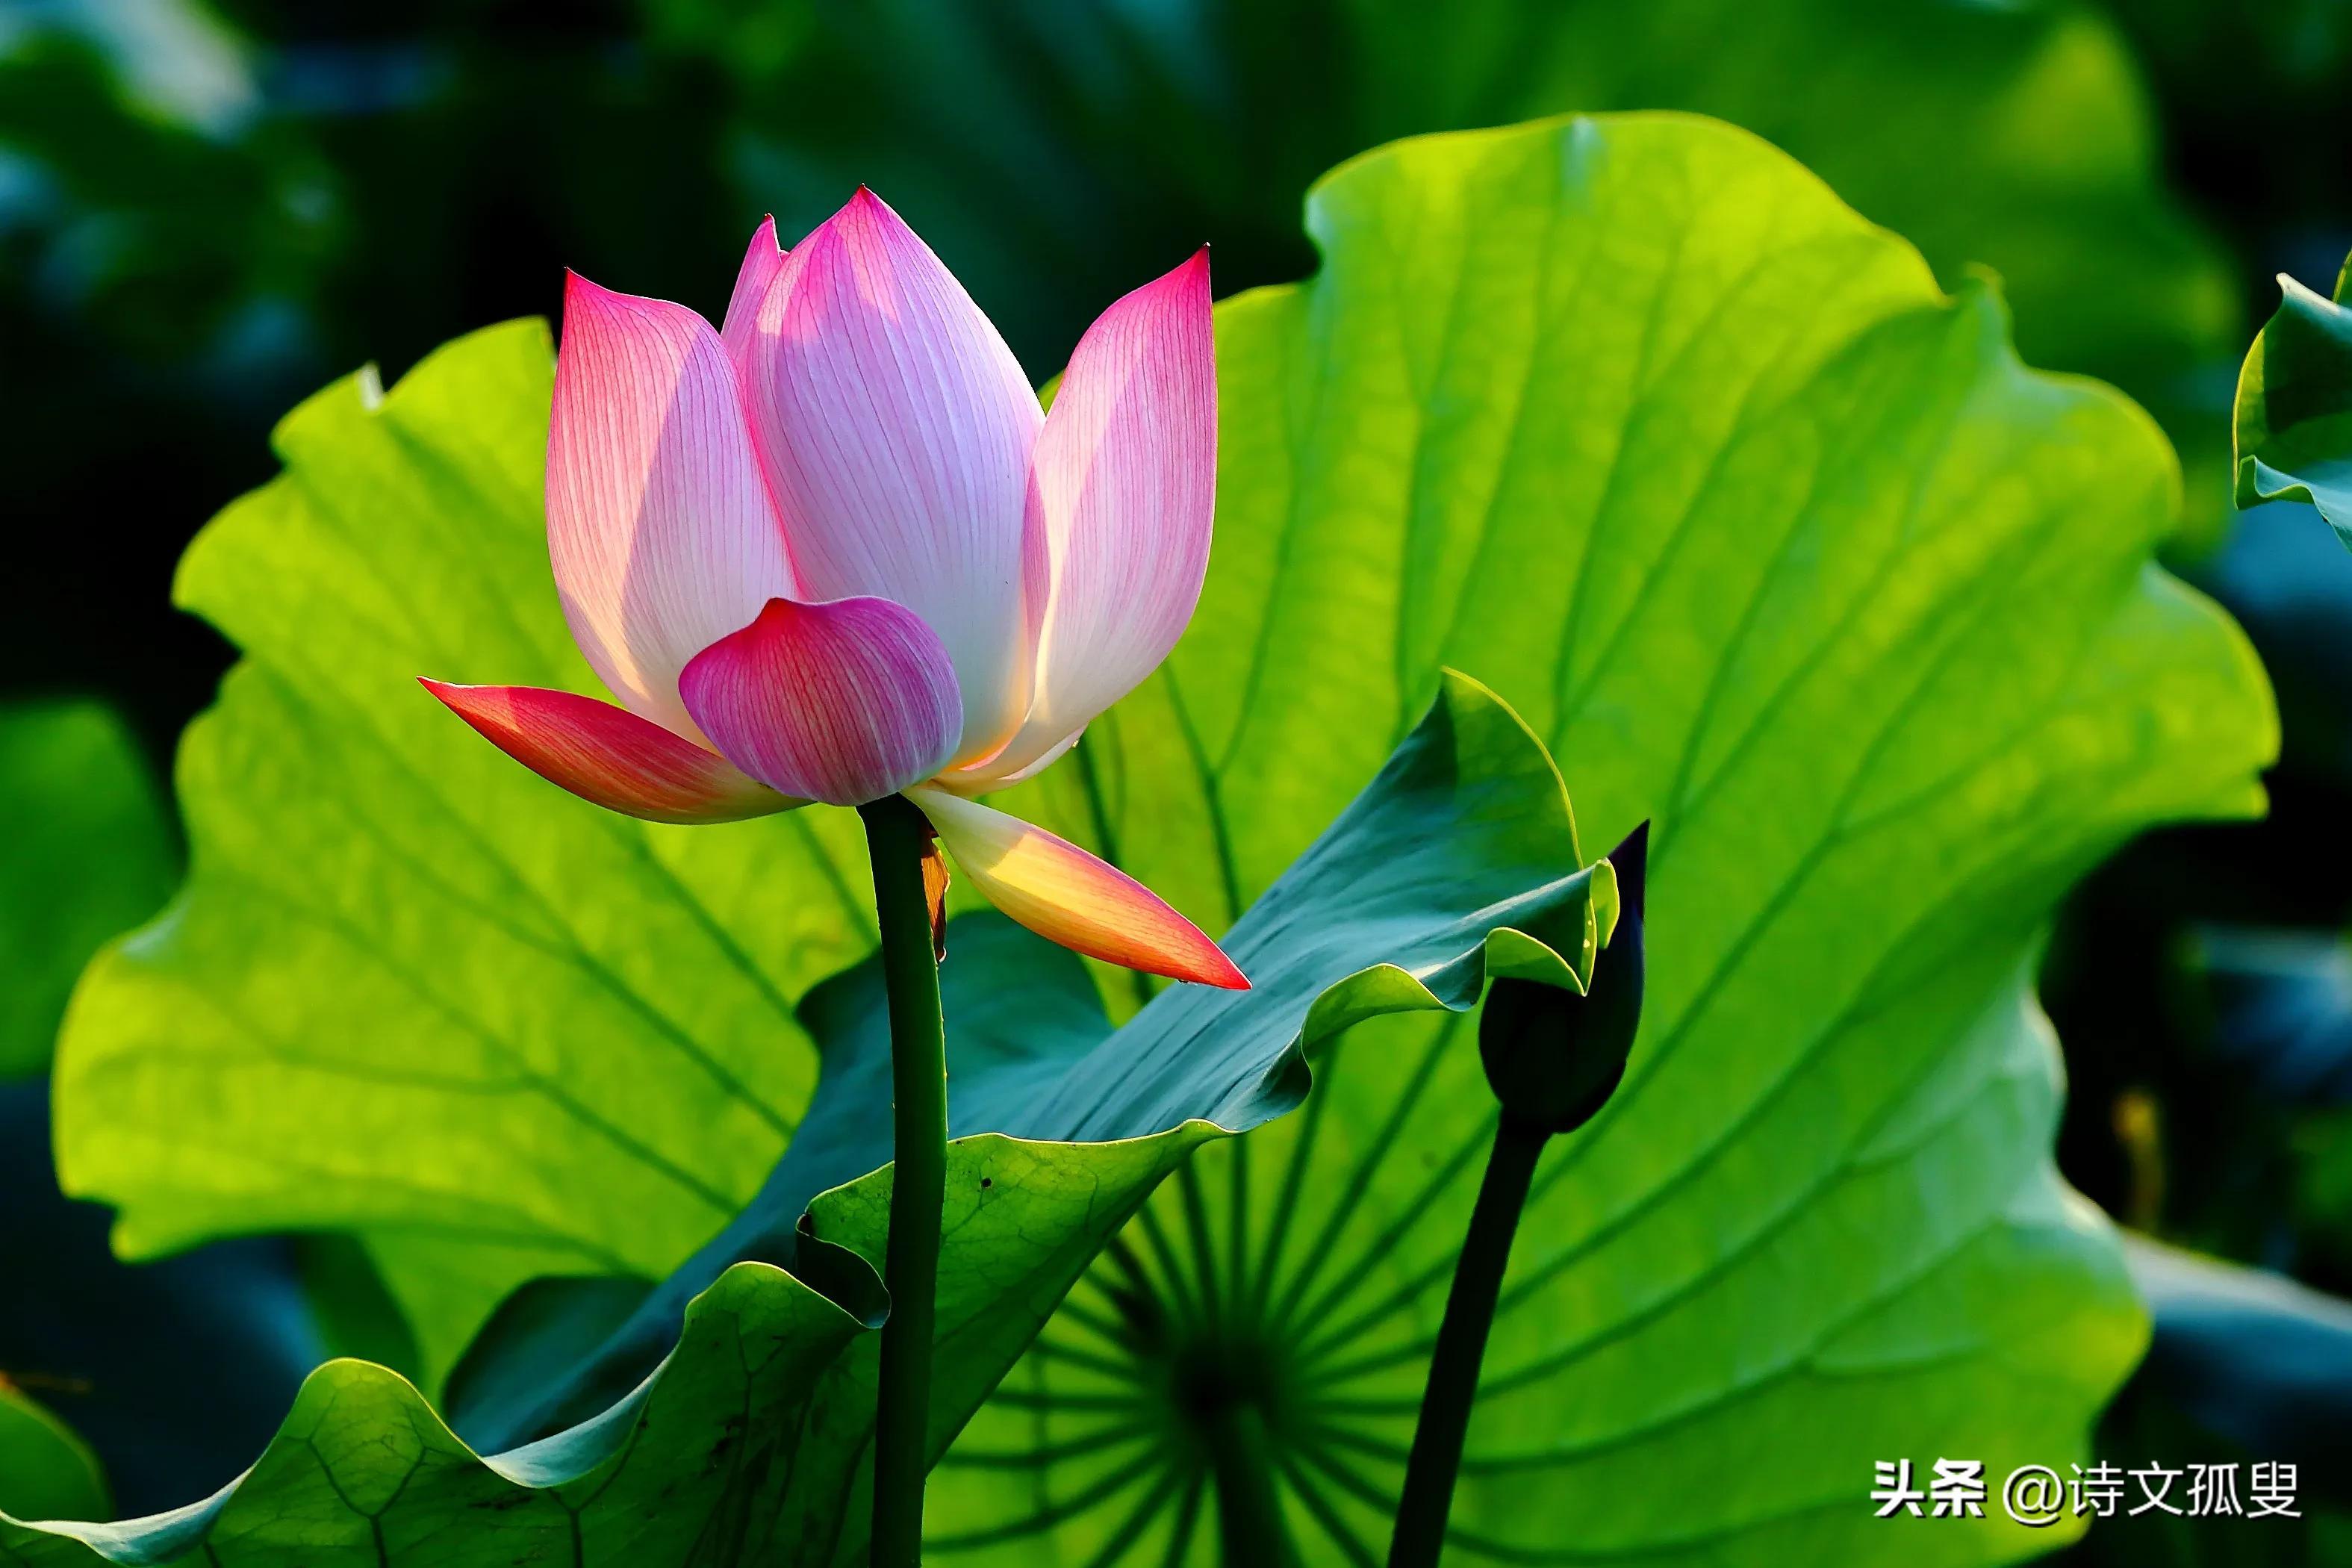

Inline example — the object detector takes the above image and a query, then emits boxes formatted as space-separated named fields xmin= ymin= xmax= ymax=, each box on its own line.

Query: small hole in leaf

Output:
xmin=980 ymin=1177 xmax=993 ymax=1189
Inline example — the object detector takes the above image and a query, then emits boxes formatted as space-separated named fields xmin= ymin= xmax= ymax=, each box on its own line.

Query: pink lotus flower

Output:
xmin=423 ymin=190 xmax=1243 ymax=989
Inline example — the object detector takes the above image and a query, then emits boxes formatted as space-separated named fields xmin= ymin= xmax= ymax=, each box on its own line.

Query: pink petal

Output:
xmin=906 ymin=785 xmax=1247 ymax=989
xmin=737 ymin=188 xmax=1042 ymax=766
xmin=420 ymin=680 xmax=799 ymax=824
xmin=678 ymin=596 xmax=964 ymax=807
xmin=969 ymin=250 xmax=1216 ymax=785
xmin=549 ymin=272 xmax=794 ymax=744
xmin=720 ymin=215 xmax=787 ymax=364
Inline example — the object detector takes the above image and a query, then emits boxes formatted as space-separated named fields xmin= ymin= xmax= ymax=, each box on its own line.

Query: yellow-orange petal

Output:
xmin=420 ymin=679 xmax=800 ymax=824
xmin=906 ymin=785 xmax=1246 ymax=989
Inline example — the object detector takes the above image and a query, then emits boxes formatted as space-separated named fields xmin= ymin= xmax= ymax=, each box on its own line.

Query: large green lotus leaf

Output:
xmin=0 ymin=1262 xmax=869 ymax=1564
xmin=912 ymin=113 xmax=2279 ymax=1563
xmin=1 ymin=700 xmax=173 ymax=1080
xmin=443 ymin=676 xmax=1605 ymax=1456
xmin=2234 ymin=251 xmax=2352 ymax=548
xmin=49 ymin=320 xmax=878 ymax=1388
xmin=5 ymin=674 xmax=1611 ymax=1562
xmin=668 ymin=0 xmax=2235 ymax=486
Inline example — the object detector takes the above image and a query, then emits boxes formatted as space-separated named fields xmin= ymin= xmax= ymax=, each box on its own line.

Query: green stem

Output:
xmin=1208 ymin=1401 xmax=1299 ymax=1566
xmin=1387 ymin=1116 xmax=1546 ymax=1568
xmin=859 ymin=795 xmax=948 ymax=1568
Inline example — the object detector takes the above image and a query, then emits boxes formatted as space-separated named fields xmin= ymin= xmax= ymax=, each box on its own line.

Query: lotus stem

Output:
xmin=1386 ymin=1115 xmax=1547 ymax=1568
xmin=1208 ymin=1399 xmax=1300 ymax=1566
xmin=859 ymin=794 xmax=949 ymax=1568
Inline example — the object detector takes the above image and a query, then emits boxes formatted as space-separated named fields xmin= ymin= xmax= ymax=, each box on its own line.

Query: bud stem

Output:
xmin=1386 ymin=1115 xmax=1547 ymax=1568
xmin=859 ymin=794 xmax=949 ymax=1568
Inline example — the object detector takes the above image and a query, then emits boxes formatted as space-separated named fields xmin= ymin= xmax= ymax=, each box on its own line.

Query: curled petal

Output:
xmin=930 ymin=725 xmax=1082 ymax=797
xmin=420 ymin=680 xmax=798 ymax=824
xmin=740 ymin=188 xmax=1042 ymax=763
xmin=720 ymin=215 xmax=787 ymax=364
xmin=907 ymin=786 xmax=1247 ymax=989
xmin=550 ymin=273 xmax=794 ymax=741
xmin=977 ymin=249 xmax=1216 ymax=784
xmin=679 ymin=597 xmax=963 ymax=807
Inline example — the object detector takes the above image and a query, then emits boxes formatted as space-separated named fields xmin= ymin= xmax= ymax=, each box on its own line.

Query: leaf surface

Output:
xmin=10 ymin=673 xmax=1603 ymax=1564
xmin=923 ymin=111 xmax=2278 ymax=1564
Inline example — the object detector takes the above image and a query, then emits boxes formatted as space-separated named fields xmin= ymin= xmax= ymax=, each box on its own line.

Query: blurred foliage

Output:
xmin=644 ymin=0 xmax=2237 ymax=391
xmin=0 ymin=0 xmax=2251 ymax=745
xmin=0 ymin=700 xmax=333 ymax=1522
xmin=2124 ymin=1236 xmax=2352 ymax=1487
xmin=0 ymin=701 xmax=172 ymax=1078
xmin=0 ymin=1078 xmax=333 ymax=1520
xmin=0 ymin=4 xmax=323 ymax=362
xmin=1 ymin=0 xmax=750 ymax=741
xmin=2108 ymin=0 xmax=2352 ymax=281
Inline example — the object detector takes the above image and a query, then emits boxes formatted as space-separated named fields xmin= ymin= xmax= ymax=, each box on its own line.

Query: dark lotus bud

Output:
xmin=1478 ymin=822 xmax=1647 ymax=1134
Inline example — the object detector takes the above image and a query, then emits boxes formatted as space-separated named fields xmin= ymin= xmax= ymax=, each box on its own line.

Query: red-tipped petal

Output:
xmin=741 ymin=188 xmax=1042 ymax=763
xmin=720 ymin=215 xmax=787 ymax=364
xmin=420 ymin=680 xmax=799 ymax=824
xmin=550 ymin=272 xmax=794 ymax=741
xmin=974 ymin=249 xmax=1215 ymax=785
xmin=678 ymin=596 xmax=964 ymax=807
xmin=906 ymin=785 xmax=1246 ymax=989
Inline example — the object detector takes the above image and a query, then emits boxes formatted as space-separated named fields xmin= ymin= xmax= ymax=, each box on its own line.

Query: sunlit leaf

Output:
xmin=8 ymin=673 xmax=1604 ymax=1562
xmin=53 ymin=322 xmax=873 ymax=1388
xmin=926 ymin=111 xmax=2277 ymax=1564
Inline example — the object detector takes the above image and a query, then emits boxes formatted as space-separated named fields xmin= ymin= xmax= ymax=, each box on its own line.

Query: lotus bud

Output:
xmin=1478 ymin=821 xmax=1647 ymax=1134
